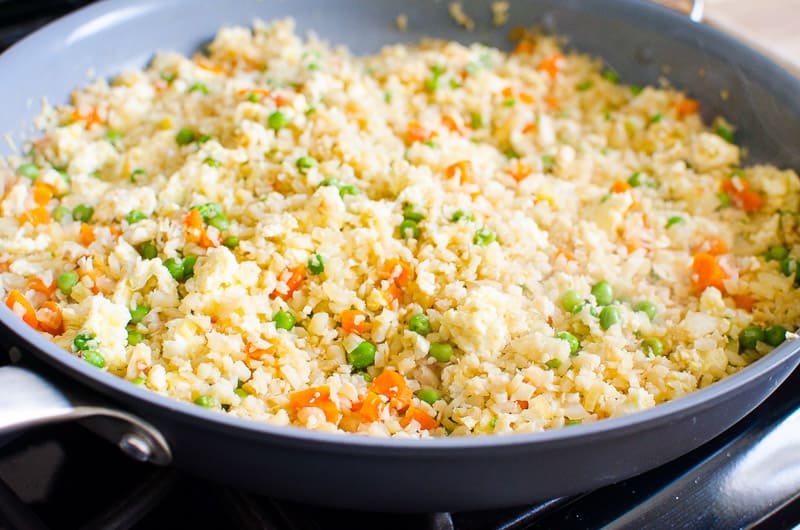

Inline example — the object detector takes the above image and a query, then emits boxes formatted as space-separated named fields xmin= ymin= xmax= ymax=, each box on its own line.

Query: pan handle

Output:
xmin=0 ymin=363 xmax=171 ymax=465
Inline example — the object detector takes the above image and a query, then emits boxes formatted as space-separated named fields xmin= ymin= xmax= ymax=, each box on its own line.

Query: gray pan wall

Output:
xmin=1 ymin=0 xmax=799 ymax=512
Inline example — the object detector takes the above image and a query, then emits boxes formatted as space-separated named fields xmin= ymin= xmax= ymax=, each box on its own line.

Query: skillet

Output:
xmin=0 ymin=0 xmax=799 ymax=512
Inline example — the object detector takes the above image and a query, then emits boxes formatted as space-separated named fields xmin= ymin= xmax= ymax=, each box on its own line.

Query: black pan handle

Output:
xmin=0 ymin=361 xmax=171 ymax=465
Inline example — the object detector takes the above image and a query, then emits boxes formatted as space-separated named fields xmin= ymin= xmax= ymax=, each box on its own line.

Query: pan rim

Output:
xmin=2 ymin=0 xmax=800 ymax=452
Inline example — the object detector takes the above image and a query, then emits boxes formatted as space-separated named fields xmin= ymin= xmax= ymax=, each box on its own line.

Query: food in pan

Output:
xmin=1 ymin=20 xmax=798 ymax=437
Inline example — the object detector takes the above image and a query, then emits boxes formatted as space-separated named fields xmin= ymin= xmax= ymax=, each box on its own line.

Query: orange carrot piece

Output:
xmin=82 ymin=268 xmax=103 ymax=295
xmin=359 ymin=391 xmax=385 ymax=422
xmin=441 ymin=115 xmax=462 ymax=134
xmin=18 ymin=207 xmax=50 ymax=227
xmin=79 ymin=223 xmax=95 ymax=246
xmin=513 ymin=40 xmax=535 ymax=55
xmin=341 ymin=309 xmax=367 ymax=335
xmin=406 ymin=121 xmax=432 ymax=143
xmin=27 ymin=277 xmax=54 ymax=295
xmin=271 ymin=266 xmax=306 ymax=300
xmin=553 ymin=248 xmax=577 ymax=262
xmin=737 ymin=189 xmax=763 ymax=213
xmin=400 ymin=406 xmax=439 ymax=430
xmin=544 ymin=95 xmax=560 ymax=110
xmin=507 ymin=161 xmax=533 ymax=183
xmin=732 ymin=294 xmax=755 ymax=312
xmin=517 ymin=399 xmax=529 ymax=410
xmin=522 ymin=122 xmax=538 ymax=134
xmin=611 ymin=180 xmax=632 ymax=194
xmin=380 ymin=259 xmax=412 ymax=287
xmin=519 ymin=91 xmax=535 ymax=104
xmin=184 ymin=209 xmax=204 ymax=230
xmin=382 ymin=283 xmax=402 ymax=306
xmin=675 ymin=98 xmax=699 ymax=117
xmin=32 ymin=181 xmax=54 ymax=206
xmin=444 ymin=160 xmax=474 ymax=184
xmin=236 ymin=88 xmax=272 ymax=99
xmin=696 ymin=237 xmax=728 ymax=256
xmin=538 ymin=52 xmax=564 ymax=80
xmin=37 ymin=301 xmax=63 ymax=335
xmin=70 ymin=106 xmax=102 ymax=130
xmin=195 ymin=57 xmax=229 ymax=75
xmin=288 ymin=386 xmax=339 ymax=423
xmin=692 ymin=252 xmax=728 ymax=293
xmin=6 ymin=290 xmax=38 ymax=329
xmin=369 ymin=370 xmax=412 ymax=411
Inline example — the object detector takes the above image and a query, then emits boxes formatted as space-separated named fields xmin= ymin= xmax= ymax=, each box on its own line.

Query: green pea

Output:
xmin=416 ymin=388 xmax=442 ymax=405
xmin=296 ymin=156 xmax=317 ymax=172
xmin=234 ymin=388 xmax=249 ymax=399
xmin=561 ymin=290 xmax=583 ymax=314
xmin=666 ymin=216 xmax=685 ymax=229
xmin=399 ymin=219 xmax=421 ymax=239
xmin=641 ymin=337 xmax=664 ymax=357
xmin=208 ymin=214 xmax=230 ymax=231
xmin=780 ymin=257 xmax=797 ymax=277
xmin=630 ymin=85 xmax=643 ymax=96
xmin=223 ymin=235 xmax=239 ymax=248
xmin=194 ymin=395 xmax=214 ymax=408
xmin=599 ymin=306 xmax=621 ymax=330
xmin=473 ymin=227 xmax=496 ymax=246
xmin=541 ymin=155 xmax=555 ymax=172
xmin=188 ymin=82 xmax=209 ymax=95
xmin=576 ymin=80 xmax=593 ymax=91
xmin=83 ymin=350 xmax=106 ymax=368
xmin=347 ymin=341 xmax=377 ymax=369
xmin=191 ymin=202 xmax=223 ymax=223
xmin=53 ymin=206 xmax=71 ymax=223
xmin=268 ymin=110 xmax=288 ymax=130
xmin=555 ymin=331 xmax=580 ymax=355
xmin=545 ymin=358 xmax=562 ymax=369
xmin=126 ymin=210 xmax=147 ymax=225
xmin=502 ymin=98 xmax=516 ymax=107
xmin=138 ymin=241 xmax=158 ymax=260
xmin=429 ymin=342 xmax=454 ymax=362
xmin=649 ymin=113 xmax=663 ymax=124
xmin=175 ymin=128 xmax=196 ymax=145
xmin=764 ymin=325 xmax=787 ymax=347
xmin=470 ymin=112 xmax=483 ymax=129
xmin=182 ymin=255 xmax=198 ymax=279
xmin=319 ymin=177 xmax=340 ymax=188
xmin=766 ymin=246 xmax=789 ymax=262
xmin=627 ymin=172 xmax=644 ymax=187
xmin=163 ymin=257 xmax=184 ymax=280
xmin=307 ymin=254 xmax=325 ymax=274
xmin=131 ymin=376 xmax=147 ymax=385
xmin=203 ymin=158 xmax=220 ymax=168
xmin=602 ymin=70 xmax=620 ymax=83
xmin=56 ymin=271 xmax=79 ymax=295
xmin=339 ymin=185 xmax=360 ymax=197
xmin=106 ymin=130 xmax=123 ymax=145
xmin=73 ymin=332 xmax=96 ymax=351
xmin=127 ymin=329 xmax=144 ymax=346
xmin=130 ymin=304 xmax=150 ymax=324
xmin=451 ymin=210 xmax=474 ymax=222
xmin=409 ymin=313 xmax=432 ymax=335
xmin=130 ymin=168 xmax=147 ymax=182
xmin=716 ymin=125 xmax=735 ymax=144
xmin=633 ymin=300 xmax=657 ymax=321
xmin=72 ymin=204 xmax=94 ymax=223
xmin=591 ymin=281 xmax=614 ymax=306
xmin=739 ymin=325 xmax=764 ymax=350
xmin=565 ymin=419 xmax=583 ymax=426
xmin=273 ymin=310 xmax=295 ymax=331
xmin=402 ymin=205 xmax=425 ymax=222
xmin=17 ymin=163 xmax=40 ymax=180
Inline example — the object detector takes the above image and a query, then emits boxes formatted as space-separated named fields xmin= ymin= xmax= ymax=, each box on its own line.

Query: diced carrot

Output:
xmin=400 ymin=406 xmax=439 ymax=430
xmin=70 ymin=106 xmax=102 ymax=130
xmin=82 ymin=268 xmax=103 ymax=295
xmin=380 ymin=259 xmax=412 ymax=287
xmin=359 ymin=391 xmax=385 ymax=422
xmin=109 ymin=225 xmax=122 ymax=237
xmin=341 ymin=309 xmax=367 ymax=335
xmin=517 ymin=399 xmax=529 ymax=410
xmin=522 ymin=122 xmax=538 ymax=134
xmin=611 ymin=180 xmax=632 ymax=194
xmin=538 ymin=52 xmax=564 ymax=80
xmin=507 ymin=161 xmax=533 ymax=183
xmin=199 ymin=230 xmax=217 ymax=249
xmin=5 ymin=290 xmax=38 ymax=329
xmin=441 ymin=115 xmax=462 ymax=135
xmin=544 ymin=95 xmax=560 ymax=110
xmin=553 ymin=248 xmax=577 ymax=262
xmin=513 ymin=40 xmax=535 ymax=55
xmin=184 ymin=209 xmax=204 ymax=231
xmin=27 ymin=277 xmax=54 ymax=295
xmin=18 ymin=207 xmax=50 ymax=227
xmin=738 ymin=189 xmax=763 ymax=213
xmin=675 ymin=98 xmax=699 ymax=118
xmin=692 ymin=252 xmax=729 ymax=293
xmin=406 ymin=121 xmax=432 ymax=143
xmin=369 ymin=370 xmax=412 ymax=411
xmin=195 ymin=57 xmax=229 ymax=75
xmin=271 ymin=266 xmax=306 ymax=300
xmin=274 ymin=93 xmax=292 ymax=107
xmin=696 ymin=237 xmax=728 ymax=256
xmin=288 ymin=386 xmax=339 ymax=423
xmin=732 ymin=294 xmax=755 ymax=312
xmin=37 ymin=301 xmax=63 ymax=335
xmin=79 ymin=223 xmax=95 ymax=246
xmin=236 ymin=88 xmax=272 ymax=99
xmin=382 ymin=283 xmax=402 ymax=306
xmin=444 ymin=160 xmax=474 ymax=183
xmin=32 ymin=181 xmax=54 ymax=206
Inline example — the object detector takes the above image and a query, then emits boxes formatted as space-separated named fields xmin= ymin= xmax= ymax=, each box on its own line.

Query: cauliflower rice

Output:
xmin=2 ymin=20 xmax=799 ymax=438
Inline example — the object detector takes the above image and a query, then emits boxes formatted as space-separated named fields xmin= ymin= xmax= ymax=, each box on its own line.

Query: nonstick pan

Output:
xmin=1 ymin=0 xmax=799 ymax=513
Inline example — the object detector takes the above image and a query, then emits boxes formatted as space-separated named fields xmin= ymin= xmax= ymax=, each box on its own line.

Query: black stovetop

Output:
xmin=1 ymin=3 xmax=800 ymax=529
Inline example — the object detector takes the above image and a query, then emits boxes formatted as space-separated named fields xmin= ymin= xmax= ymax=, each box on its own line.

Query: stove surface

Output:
xmin=1 ymin=3 xmax=800 ymax=529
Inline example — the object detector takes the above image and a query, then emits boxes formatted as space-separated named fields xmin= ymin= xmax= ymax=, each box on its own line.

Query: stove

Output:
xmin=2 ymin=3 xmax=800 ymax=529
